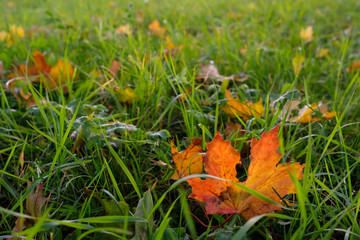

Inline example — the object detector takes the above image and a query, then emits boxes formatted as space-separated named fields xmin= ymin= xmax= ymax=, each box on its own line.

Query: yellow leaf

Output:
xmin=116 ymin=88 xmax=137 ymax=104
xmin=316 ymin=48 xmax=330 ymax=58
xmin=115 ymin=24 xmax=132 ymax=35
xmin=292 ymin=55 xmax=305 ymax=77
xmin=300 ymin=26 xmax=313 ymax=42
xmin=10 ymin=25 xmax=25 ymax=38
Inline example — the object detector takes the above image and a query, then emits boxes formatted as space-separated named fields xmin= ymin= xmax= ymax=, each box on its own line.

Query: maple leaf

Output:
xmin=291 ymin=102 xmax=336 ymax=123
xmin=171 ymin=137 xmax=205 ymax=180
xmin=221 ymin=89 xmax=264 ymax=121
xmin=187 ymin=125 xmax=305 ymax=219
xmin=300 ymin=26 xmax=313 ymax=42
xmin=9 ymin=51 xmax=74 ymax=92
xmin=148 ymin=20 xmax=166 ymax=37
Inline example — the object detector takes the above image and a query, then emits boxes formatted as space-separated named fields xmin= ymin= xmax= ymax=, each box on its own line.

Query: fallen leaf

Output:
xmin=26 ymin=182 xmax=47 ymax=220
xmin=136 ymin=10 xmax=144 ymax=25
xmin=348 ymin=60 xmax=360 ymax=72
xmin=316 ymin=48 xmax=330 ymax=58
xmin=9 ymin=51 xmax=74 ymax=92
xmin=300 ymin=26 xmax=313 ymax=42
xmin=115 ymin=87 xmax=137 ymax=104
xmin=171 ymin=137 xmax=204 ymax=180
xmin=292 ymin=55 xmax=305 ymax=77
xmin=291 ymin=102 xmax=336 ymax=123
xmin=279 ymin=100 xmax=301 ymax=121
xmin=197 ymin=63 xmax=248 ymax=82
xmin=148 ymin=20 xmax=166 ymax=37
xmin=109 ymin=59 xmax=121 ymax=78
xmin=224 ymin=122 xmax=243 ymax=140
xmin=188 ymin=125 xmax=305 ymax=219
xmin=0 ymin=31 xmax=12 ymax=47
xmin=5 ymin=78 xmax=37 ymax=107
xmin=115 ymin=24 xmax=132 ymax=35
xmin=221 ymin=89 xmax=264 ymax=121
xmin=10 ymin=217 xmax=27 ymax=240
xmin=9 ymin=25 xmax=25 ymax=38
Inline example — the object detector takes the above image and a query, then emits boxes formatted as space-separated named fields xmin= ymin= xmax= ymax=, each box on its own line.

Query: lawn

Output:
xmin=0 ymin=0 xmax=359 ymax=239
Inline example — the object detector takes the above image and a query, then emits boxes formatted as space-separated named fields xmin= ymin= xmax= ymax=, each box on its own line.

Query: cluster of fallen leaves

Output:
xmin=171 ymin=125 xmax=305 ymax=219
xmin=4 ymin=50 xmax=75 ymax=107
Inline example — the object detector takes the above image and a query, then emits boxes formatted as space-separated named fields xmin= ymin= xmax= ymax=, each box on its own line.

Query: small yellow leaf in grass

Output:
xmin=9 ymin=25 xmax=25 ymax=38
xmin=148 ymin=20 xmax=166 ymax=37
xmin=292 ymin=55 xmax=305 ymax=77
xmin=316 ymin=48 xmax=330 ymax=58
xmin=300 ymin=26 xmax=313 ymax=42
xmin=115 ymin=24 xmax=132 ymax=35
xmin=0 ymin=31 xmax=12 ymax=46
xmin=165 ymin=36 xmax=175 ymax=50
xmin=116 ymin=88 xmax=137 ymax=104
xmin=108 ymin=1 xmax=115 ymax=7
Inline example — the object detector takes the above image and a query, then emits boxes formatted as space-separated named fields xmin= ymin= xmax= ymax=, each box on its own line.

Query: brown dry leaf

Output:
xmin=171 ymin=137 xmax=205 ymax=180
xmin=300 ymin=26 xmax=313 ymax=42
xmin=187 ymin=125 xmax=305 ymax=219
xmin=197 ymin=63 xmax=248 ymax=82
xmin=279 ymin=100 xmax=301 ymax=121
xmin=148 ymin=20 xmax=166 ymax=37
xmin=10 ymin=217 xmax=27 ymax=240
xmin=136 ymin=10 xmax=144 ymax=25
xmin=26 ymin=182 xmax=47 ymax=220
xmin=291 ymin=102 xmax=336 ymax=123
xmin=5 ymin=78 xmax=37 ymax=107
xmin=224 ymin=122 xmax=242 ymax=140
xmin=222 ymin=89 xmax=264 ymax=121
xmin=109 ymin=59 xmax=121 ymax=78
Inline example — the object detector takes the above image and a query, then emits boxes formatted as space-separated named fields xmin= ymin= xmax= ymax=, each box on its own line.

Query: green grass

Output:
xmin=0 ymin=0 xmax=359 ymax=239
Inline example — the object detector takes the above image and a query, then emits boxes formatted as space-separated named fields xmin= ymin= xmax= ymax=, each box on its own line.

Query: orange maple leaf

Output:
xmin=171 ymin=138 xmax=204 ymax=180
xmin=10 ymin=51 xmax=74 ymax=92
xmin=148 ymin=20 xmax=166 ymax=37
xmin=188 ymin=125 xmax=305 ymax=220
xmin=222 ymin=89 xmax=264 ymax=121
